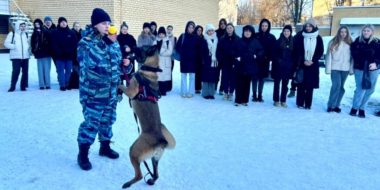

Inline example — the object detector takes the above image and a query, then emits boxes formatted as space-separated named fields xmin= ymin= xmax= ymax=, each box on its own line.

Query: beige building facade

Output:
xmin=1 ymin=0 xmax=237 ymax=50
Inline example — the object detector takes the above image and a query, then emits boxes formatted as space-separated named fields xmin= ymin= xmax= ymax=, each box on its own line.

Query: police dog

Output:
xmin=118 ymin=45 xmax=176 ymax=188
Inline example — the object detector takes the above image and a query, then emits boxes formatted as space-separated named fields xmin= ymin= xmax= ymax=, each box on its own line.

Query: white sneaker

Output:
xmin=187 ymin=94 xmax=193 ymax=98
xmin=281 ymin=102 xmax=288 ymax=108
xmin=273 ymin=102 xmax=281 ymax=107
xmin=227 ymin=94 xmax=233 ymax=101
xmin=222 ymin=94 xmax=228 ymax=101
xmin=181 ymin=94 xmax=186 ymax=98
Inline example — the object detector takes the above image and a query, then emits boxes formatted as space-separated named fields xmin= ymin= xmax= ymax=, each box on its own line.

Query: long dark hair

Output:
xmin=279 ymin=26 xmax=293 ymax=50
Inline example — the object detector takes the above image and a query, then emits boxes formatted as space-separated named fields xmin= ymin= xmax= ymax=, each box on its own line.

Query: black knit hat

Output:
xmin=143 ymin=22 xmax=150 ymax=29
xmin=283 ymin=25 xmax=292 ymax=34
xmin=58 ymin=17 xmax=67 ymax=24
xmin=158 ymin=27 xmax=166 ymax=35
xmin=91 ymin=8 xmax=111 ymax=26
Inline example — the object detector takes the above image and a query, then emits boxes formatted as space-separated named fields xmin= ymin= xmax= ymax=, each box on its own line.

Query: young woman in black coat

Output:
xmin=270 ymin=25 xmax=296 ymax=108
xmin=295 ymin=18 xmax=324 ymax=109
xmin=215 ymin=18 xmax=227 ymax=94
xmin=252 ymin=19 xmax=276 ymax=102
xmin=217 ymin=23 xmax=240 ymax=101
xmin=231 ymin=25 xmax=264 ymax=106
xmin=194 ymin=25 xmax=204 ymax=94
xmin=117 ymin=22 xmax=137 ymax=81
xmin=175 ymin=21 xmax=200 ymax=98
xmin=69 ymin=22 xmax=82 ymax=89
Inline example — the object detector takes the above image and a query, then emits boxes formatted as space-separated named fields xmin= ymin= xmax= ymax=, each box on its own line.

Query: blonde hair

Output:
xmin=328 ymin=26 xmax=353 ymax=53
xmin=359 ymin=24 xmax=378 ymax=44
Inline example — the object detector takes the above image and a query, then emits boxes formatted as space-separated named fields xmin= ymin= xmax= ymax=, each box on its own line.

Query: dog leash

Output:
xmin=122 ymin=65 xmax=155 ymax=182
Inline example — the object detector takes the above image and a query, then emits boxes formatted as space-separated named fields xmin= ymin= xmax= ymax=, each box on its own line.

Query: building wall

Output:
xmin=332 ymin=6 xmax=380 ymax=37
xmin=0 ymin=34 xmax=6 ymax=49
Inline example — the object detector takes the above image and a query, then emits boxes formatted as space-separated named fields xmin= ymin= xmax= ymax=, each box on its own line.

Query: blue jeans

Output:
xmin=181 ymin=73 xmax=195 ymax=95
xmin=222 ymin=67 xmax=236 ymax=94
xmin=37 ymin=57 xmax=52 ymax=87
xmin=352 ymin=69 xmax=380 ymax=110
xmin=56 ymin=60 xmax=72 ymax=87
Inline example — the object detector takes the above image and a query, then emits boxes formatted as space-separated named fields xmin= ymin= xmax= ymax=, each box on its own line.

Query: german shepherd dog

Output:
xmin=118 ymin=45 xmax=176 ymax=188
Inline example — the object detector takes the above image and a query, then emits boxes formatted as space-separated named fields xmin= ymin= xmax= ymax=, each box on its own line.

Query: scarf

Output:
xmin=302 ymin=30 xmax=319 ymax=61
xmin=204 ymin=33 xmax=218 ymax=67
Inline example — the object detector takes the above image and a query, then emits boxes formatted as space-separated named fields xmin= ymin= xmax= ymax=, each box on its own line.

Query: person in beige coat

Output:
xmin=154 ymin=27 xmax=173 ymax=95
xmin=325 ymin=26 xmax=354 ymax=113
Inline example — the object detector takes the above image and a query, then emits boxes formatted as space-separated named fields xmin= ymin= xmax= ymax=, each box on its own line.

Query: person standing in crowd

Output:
xmin=288 ymin=25 xmax=305 ymax=98
xmin=31 ymin=19 xmax=52 ymax=90
xmin=175 ymin=21 xmax=199 ymax=98
xmin=4 ymin=20 xmax=31 ymax=92
xmin=150 ymin=21 xmax=158 ymax=37
xmin=50 ymin=17 xmax=77 ymax=91
xmin=154 ymin=27 xmax=173 ymax=96
xmin=201 ymin=24 xmax=218 ymax=100
xmin=217 ymin=23 xmax=240 ymax=101
xmin=117 ymin=21 xmax=137 ymax=81
xmin=325 ymin=26 xmax=353 ymax=113
xmin=76 ymin=8 xmax=133 ymax=171
xmin=215 ymin=18 xmax=227 ymax=95
xmin=349 ymin=24 xmax=380 ymax=118
xmin=166 ymin=25 xmax=177 ymax=92
xmin=231 ymin=25 xmax=263 ymax=106
xmin=270 ymin=25 xmax=296 ymax=108
xmin=296 ymin=18 xmax=324 ymax=110
xmin=137 ymin=22 xmax=155 ymax=68
xmin=252 ymin=19 xmax=276 ymax=103
xmin=69 ymin=21 xmax=82 ymax=89
xmin=43 ymin=16 xmax=56 ymax=31
xmin=194 ymin=25 xmax=204 ymax=94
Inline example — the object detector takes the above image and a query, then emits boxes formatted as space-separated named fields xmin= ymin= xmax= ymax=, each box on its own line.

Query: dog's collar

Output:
xmin=140 ymin=65 xmax=163 ymax=73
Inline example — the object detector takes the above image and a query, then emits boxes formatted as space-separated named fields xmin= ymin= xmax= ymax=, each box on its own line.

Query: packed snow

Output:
xmin=1 ymin=53 xmax=379 ymax=190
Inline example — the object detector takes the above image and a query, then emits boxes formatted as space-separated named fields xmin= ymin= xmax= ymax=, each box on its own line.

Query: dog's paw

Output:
xmin=147 ymin=178 xmax=155 ymax=186
xmin=122 ymin=182 xmax=132 ymax=189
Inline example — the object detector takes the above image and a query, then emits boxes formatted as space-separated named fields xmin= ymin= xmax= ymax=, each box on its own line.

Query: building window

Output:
xmin=0 ymin=16 xmax=9 ymax=34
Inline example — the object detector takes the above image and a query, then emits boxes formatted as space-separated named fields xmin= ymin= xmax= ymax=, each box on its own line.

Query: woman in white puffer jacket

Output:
xmin=4 ymin=20 xmax=31 ymax=92
xmin=325 ymin=26 xmax=354 ymax=113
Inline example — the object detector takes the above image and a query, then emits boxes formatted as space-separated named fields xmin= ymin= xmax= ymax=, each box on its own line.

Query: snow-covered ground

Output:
xmin=1 ymin=53 xmax=379 ymax=190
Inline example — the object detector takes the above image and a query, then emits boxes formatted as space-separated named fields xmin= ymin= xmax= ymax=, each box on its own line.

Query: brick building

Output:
xmin=1 ymin=0 xmax=238 ymax=50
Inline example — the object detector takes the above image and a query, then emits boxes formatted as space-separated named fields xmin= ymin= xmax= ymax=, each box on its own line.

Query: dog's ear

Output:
xmin=146 ymin=45 xmax=158 ymax=56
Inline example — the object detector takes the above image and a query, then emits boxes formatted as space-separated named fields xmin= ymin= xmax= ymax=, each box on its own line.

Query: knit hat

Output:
xmin=206 ymin=24 xmax=215 ymax=33
xmin=58 ymin=17 xmax=67 ymax=24
xmin=120 ymin=21 xmax=128 ymax=30
xmin=91 ymin=8 xmax=111 ymax=26
xmin=305 ymin=18 xmax=317 ymax=28
xmin=143 ymin=22 xmax=150 ymax=29
xmin=283 ymin=25 xmax=292 ymax=34
xmin=158 ymin=27 xmax=166 ymax=35
xmin=44 ymin=16 xmax=52 ymax=22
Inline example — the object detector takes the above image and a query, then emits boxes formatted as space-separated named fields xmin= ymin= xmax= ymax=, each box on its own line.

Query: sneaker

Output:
xmin=8 ymin=87 xmax=15 ymax=92
xmin=281 ymin=102 xmax=288 ymax=108
xmin=40 ymin=87 xmax=45 ymax=90
xmin=327 ymin=107 xmax=333 ymax=113
xmin=21 ymin=88 xmax=26 ymax=91
xmin=227 ymin=94 xmax=233 ymax=101
xmin=187 ymin=94 xmax=193 ymax=98
xmin=358 ymin=110 xmax=365 ymax=118
xmin=219 ymin=91 xmax=224 ymax=95
xmin=242 ymin=103 xmax=248 ymax=106
xmin=46 ymin=86 xmax=51 ymax=90
xmin=305 ymin=107 xmax=311 ymax=110
xmin=288 ymin=90 xmax=295 ymax=98
xmin=181 ymin=94 xmax=186 ymax=98
xmin=333 ymin=107 xmax=341 ymax=113
xmin=66 ymin=86 xmax=72 ymax=90
xmin=222 ymin=94 xmax=228 ymax=101
xmin=273 ymin=102 xmax=281 ymax=107
xmin=195 ymin=90 xmax=201 ymax=94
xmin=298 ymin=106 xmax=304 ymax=109
xmin=234 ymin=103 xmax=239 ymax=106
xmin=210 ymin=96 xmax=215 ymax=99
xmin=60 ymin=87 xmax=66 ymax=91
xmin=204 ymin=96 xmax=210 ymax=99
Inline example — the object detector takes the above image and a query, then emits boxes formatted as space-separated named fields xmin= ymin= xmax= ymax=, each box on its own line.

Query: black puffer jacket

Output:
xmin=50 ymin=25 xmax=77 ymax=60
xmin=175 ymin=21 xmax=200 ymax=73
xmin=351 ymin=37 xmax=380 ymax=70
xmin=231 ymin=25 xmax=264 ymax=75
xmin=256 ymin=19 xmax=276 ymax=78
xmin=31 ymin=19 xmax=51 ymax=59
xmin=217 ymin=33 xmax=240 ymax=68
xmin=72 ymin=28 xmax=82 ymax=66
xmin=270 ymin=38 xmax=296 ymax=80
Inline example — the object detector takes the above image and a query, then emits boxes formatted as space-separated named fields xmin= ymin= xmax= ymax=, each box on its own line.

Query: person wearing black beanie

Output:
xmin=154 ymin=26 xmax=173 ymax=96
xmin=117 ymin=21 xmax=137 ymax=79
xmin=50 ymin=16 xmax=77 ymax=91
xmin=143 ymin=22 xmax=150 ymax=30
xmin=150 ymin=21 xmax=158 ymax=37
xmin=76 ymin=8 xmax=133 ymax=171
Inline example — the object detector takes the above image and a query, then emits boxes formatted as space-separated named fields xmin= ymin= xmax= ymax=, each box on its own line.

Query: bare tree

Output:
xmin=285 ymin=0 xmax=312 ymax=26
xmin=237 ymin=0 xmax=258 ymax=25
xmin=219 ymin=0 xmax=239 ymax=24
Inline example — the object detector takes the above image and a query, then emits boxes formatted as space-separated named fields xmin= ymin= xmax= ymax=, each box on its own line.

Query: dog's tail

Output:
xmin=161 ymin=124 xmax=176 ymax=149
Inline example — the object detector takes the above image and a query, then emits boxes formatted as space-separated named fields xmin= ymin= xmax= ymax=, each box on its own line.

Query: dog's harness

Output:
xmin=132 ymin=74 xmax=160 ymax=103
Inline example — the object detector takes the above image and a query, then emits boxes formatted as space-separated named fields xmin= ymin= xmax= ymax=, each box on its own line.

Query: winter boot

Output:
xmin=99 ymin=140 xmax=119 ymax=159
xmin=327 ymin=107 xmax=333 ymax=113
xmin=227 ymin=94 xmax=233 ymax=101
xmin=273 ymin=102 xmax=281 ymax=107
xmin=288 ymin=90 xmax=295 ymax=98
xmin=281 ymin=102 xmax=288 ymax=108
xmin=77 ymin=144 xmax=92 ymax=171
xmin=375 ymin=110 xmax=380 ymax=117
xmin=258 ymin=92 xmax=264 ymax=103
xmin=358 ymin=110 xmax=365 ymax=118
xmin=252 ymin=92 xmax=258 ymax=102
xmin=349 ymin=108 xmax=358 ymax=117
xmin=333 ymin=107 xmax=341 ymax=113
